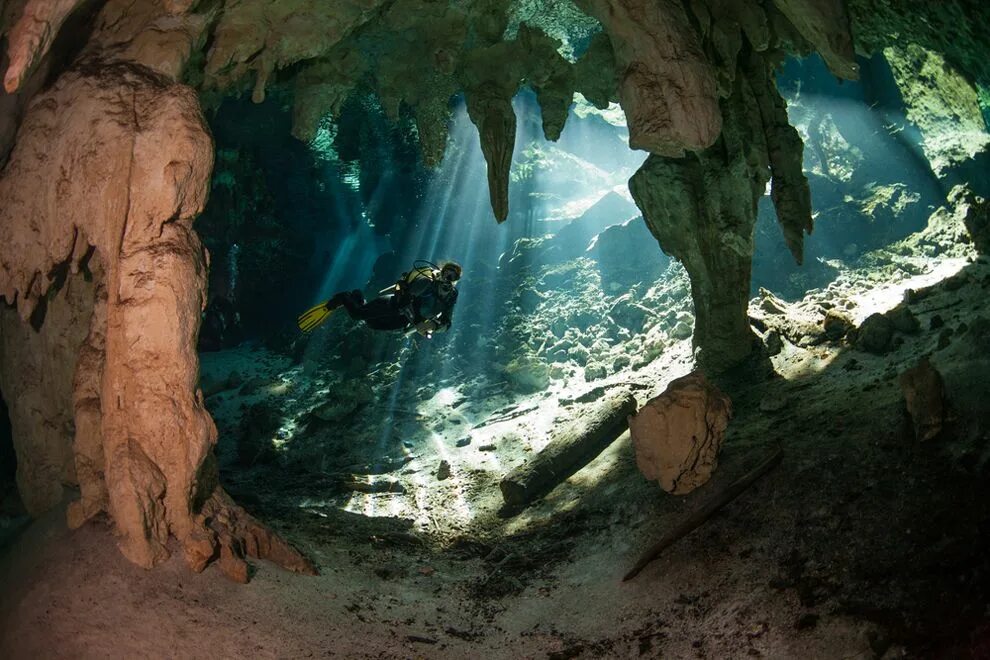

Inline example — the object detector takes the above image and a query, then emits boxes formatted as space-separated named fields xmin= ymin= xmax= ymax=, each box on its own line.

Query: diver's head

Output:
xmin=440 ymin=261 xmax=462 ymax=283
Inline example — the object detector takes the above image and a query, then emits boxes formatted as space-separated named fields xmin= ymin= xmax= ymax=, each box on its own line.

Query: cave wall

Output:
xmin=0 ymin=266 xmax=94 ymax=515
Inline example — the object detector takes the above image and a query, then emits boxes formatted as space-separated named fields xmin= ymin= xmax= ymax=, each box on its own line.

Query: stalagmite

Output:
xmin=0 ymin=0 xmax=313 ymax=578
xmin=630 ymin=73 xmax=767 ymax=372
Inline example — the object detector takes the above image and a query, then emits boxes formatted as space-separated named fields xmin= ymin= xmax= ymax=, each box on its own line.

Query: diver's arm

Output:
xmin=437 ymin=289 xmax=458 ymax=330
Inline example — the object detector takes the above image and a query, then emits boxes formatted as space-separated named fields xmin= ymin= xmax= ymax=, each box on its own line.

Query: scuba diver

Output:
xmin=297 ymin=260 xmax=462 ymax=338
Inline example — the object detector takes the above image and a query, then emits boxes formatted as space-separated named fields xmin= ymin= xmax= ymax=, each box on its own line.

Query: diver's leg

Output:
xmin=351 ymin=296 xmax=409 ymax=331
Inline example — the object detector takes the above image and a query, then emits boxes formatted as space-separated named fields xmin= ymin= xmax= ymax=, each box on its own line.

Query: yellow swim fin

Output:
xmin=297 ymin=301 xmax=336 ymax=333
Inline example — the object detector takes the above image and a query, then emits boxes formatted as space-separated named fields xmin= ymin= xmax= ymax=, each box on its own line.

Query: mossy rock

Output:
xmin=504 ymin=354 xmax=550 ymax=393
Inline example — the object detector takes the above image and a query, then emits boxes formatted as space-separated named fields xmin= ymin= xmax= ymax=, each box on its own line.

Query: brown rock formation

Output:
xmin=899 ymin=357 xmax=946 ymax=442
xmin=2 ymin=0 xmax=84 ymax=93
xmin=0 ymin=1 xmax=314 ymax=579
xmin=629 ymin=371 xmax=732 ymax=495
xmin=575 ymin=0 xmax=721 ymax=155
xmin=0 ymin=61 xmax=214 ymax=568
xmin=770 ymin=0 xmax=857 ymax=79
xmin=0 ymin=265 xmax=95 ymax=515
xmin=463 ymin=42 xmax=520 ymax=223
xmin=204 ymin=0 xmax=389 ymax=103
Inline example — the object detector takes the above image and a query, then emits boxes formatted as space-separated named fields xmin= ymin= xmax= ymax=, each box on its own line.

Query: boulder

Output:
xmin=822 ymin=309 xmax=854 ymax=340
xmin=856 ymin=313 xmax=895 ymax=354
xmin=629 ymin=371 xmax=732 ymax=494
xmin=886 ymin=305 xmax=920 ymax=335
xmin=958 ymin=188 xmax=989 ymax=254
xmin=899 ymin=357 xmax=946 ymax=442
xmin=312 ymin=380 xmax=374 ymax=422
xmin=504 ymin=354 xmax=550 ymax=393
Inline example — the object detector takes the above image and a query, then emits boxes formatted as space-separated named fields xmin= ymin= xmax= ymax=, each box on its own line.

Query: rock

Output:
xmin=670 ymin=317 xmax=694 ymax=340
xmin=886 ymin=306 xmax=920 ymax=335
xmin=822 ymin=309 xmax=854 ymax=340
xmin=628 ymin=371 xmax=732 ymax=494
xmin=584 ymin=362 xmax=608 ymax=381
xmin=588 ymin=217 xmax=669 ymax=288
xmin=567 ymin=344 xmax=591 ymax=366
xmin=608 ymin=294 xmax=650 ymax=332
xmin=937 ymin=328 xmax=954 ymax=350
xmin=201 ymin=371 xmax=245 ymax=398
xmin=455 ymin=437 xmax=471 ymax=448
xmin=237 ymin=402 xmax=282 ymax=466
xmin=504 ymin=353 xmax=550 ymax=393
xmin=436 ymin=460 xmax=451 ymax=481
xmin=312 ymin=380 xmax=373 ymax=422
xmin=239 ymin=376 xmax=269 ymax=396
xmin=957 ymin=187 xmax=990 ymax=254
xmin=759 ymin=394 xmax=788 ymax=413
xmin=344 ymin=478 xmax=406 ymax=494
xmin=764 ymin=329 xmax=784 ymax=356
xmin=856 ymin=313 xmax=895 ymax=354
xmin=899 ymin=357 xmax=946 ymax=441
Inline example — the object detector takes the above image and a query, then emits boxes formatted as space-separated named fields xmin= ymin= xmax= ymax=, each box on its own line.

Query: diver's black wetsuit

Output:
xmin=330 ymin=278 xmax=458 ymax=332
xmin=332 ymin=290 xmax=410 ymax=331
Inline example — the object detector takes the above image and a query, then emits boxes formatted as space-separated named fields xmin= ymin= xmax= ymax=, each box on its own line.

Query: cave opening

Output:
xmin=191 ymin=50 xmax=990 ymax=653
xmin=198 ymin=87 xmax=661 ymax=540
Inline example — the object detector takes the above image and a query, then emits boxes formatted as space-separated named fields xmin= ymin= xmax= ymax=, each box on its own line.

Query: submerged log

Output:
xmin=500 ymin=391 xmax=638 ymax=510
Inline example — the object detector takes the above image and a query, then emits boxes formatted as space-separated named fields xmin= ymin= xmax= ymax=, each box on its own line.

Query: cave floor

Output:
xmin=2 ymin=255 xmax=990 ymax=658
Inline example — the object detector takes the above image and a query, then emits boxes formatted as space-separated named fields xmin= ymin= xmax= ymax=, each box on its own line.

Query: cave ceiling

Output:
xmin=2 ymin=0 xmax=865 ymax=223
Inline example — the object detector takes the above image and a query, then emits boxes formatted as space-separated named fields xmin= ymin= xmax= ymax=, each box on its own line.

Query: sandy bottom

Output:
xmin=2 ymin=257 xmax=990 ymax=659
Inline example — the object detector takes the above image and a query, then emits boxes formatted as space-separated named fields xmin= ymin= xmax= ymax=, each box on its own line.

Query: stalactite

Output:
xmin=574 ymin=0 xmax=721 ymax=155
xmin=630 ymin=45 xmax=811 ymax=374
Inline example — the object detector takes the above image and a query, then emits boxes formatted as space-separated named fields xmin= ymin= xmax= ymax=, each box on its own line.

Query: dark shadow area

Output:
xmin=0 ymin=385 xmax=29 ymax=552
xmin=0 ymin=388 xmax=14 ymax=494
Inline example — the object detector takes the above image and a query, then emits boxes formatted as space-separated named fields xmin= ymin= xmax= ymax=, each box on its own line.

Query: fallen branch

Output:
xmin=623 ymin=447 xmax=783 ymax=582
xmin=473 ymin=404 xmax=540 ymax=429
xmin=500 ymin=391 xmax=637 ymax=510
